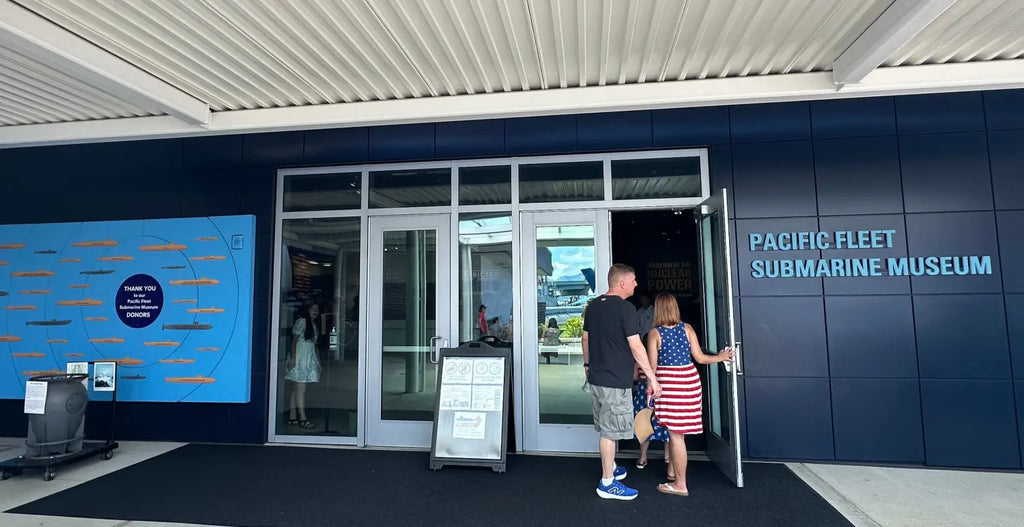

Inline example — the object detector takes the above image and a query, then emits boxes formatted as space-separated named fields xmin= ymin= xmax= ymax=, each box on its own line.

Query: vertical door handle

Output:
xmin=429 ymin=336 xmax=443 ymax=364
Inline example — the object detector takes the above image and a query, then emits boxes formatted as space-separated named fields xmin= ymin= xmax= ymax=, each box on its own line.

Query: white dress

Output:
xmin=285 ymin=318 xmax=321 ymax=383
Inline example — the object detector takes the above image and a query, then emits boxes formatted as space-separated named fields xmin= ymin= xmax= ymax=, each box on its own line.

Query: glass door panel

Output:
xmin=365 ymin=214 xmax=451 ymax=448
xmin=520 ymin=210 xmax=609 ymax=452
xmin=696 ymin=189 xmax=743 ymax=487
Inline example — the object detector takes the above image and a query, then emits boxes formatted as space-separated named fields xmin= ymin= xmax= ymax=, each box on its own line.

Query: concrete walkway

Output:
xmin=2 ymin=438 xmax=1022 ymax=527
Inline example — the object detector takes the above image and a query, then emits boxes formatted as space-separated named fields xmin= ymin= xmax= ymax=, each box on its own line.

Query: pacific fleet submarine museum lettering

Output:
xmin=748 ymin=229 xmax=992 ymax=279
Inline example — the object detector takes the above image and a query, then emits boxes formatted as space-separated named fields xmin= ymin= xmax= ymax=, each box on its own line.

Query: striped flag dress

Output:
xmin=653 ymin=324 xmax=703 ymax=435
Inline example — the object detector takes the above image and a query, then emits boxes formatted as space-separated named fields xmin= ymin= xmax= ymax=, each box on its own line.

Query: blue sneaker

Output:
xmin=597 ymin=479 xmax=639 ymax=500
xmin=613 ymin=465 xmax=627 ymax=481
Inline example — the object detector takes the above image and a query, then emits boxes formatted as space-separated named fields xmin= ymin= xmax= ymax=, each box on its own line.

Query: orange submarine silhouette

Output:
xmin=58 ymin=258 xmax=81 ymax=263
xmin=72 ymin=240 xmax=118 ymax=247
xmin=68 ymin=284 xmax=91 ymax=289
xmin=89 ymin=337 xmax=125 ymax=344
xmin=158 ymin=358 xmax=195 ymax=364
xmin=189 ymin=255 xmax=226 ymax=261
xmin=11 ymin=352 xmax=45 ymax=358
xmin=0 ymin=243 xmax=26 ymax=249
xmin=140 ymin=242 xmax=187 ymax=251
xmin=166 ymin=374 xmax=215 ymax=384
xmin=144 ymin=340 xmax=180 ymax=347
xmin=172 ymin=299 xmax=197 ymax=304
xmin=188 ymin=307 xmax=224 ymax=313
xmin=169 ymin=277 xmax=219 ymax=286
xmin=98 ymin=255 xmax=134 ymax=261
xmin=110 ymin=356 xmax=143 ymax=365
xmin=23 ymin=369 xmax=64 ymax=377
xmin=11 ymin=270 xmax=55 ymax=278
xmin=4 ymin=305 xmax=36 ymax=311
xmin=20 ymin=289 xmax=51 ymax=295
xmin=48 ymin=339 xmax=70 ymax=344
xmin=62 ymin=352 xmax=84 ymax=357
xmin=84 ymin=317 xmax=108 ymax=321
xmin=196 ymin=347 xmax=220 ymax=352
xmin=58 ymin=298 xmax=103 ymax=306
xmin=195 ymin=237 xmax=218 ymax=241
xmin=0 ymin=334 xmax=22 ymax=342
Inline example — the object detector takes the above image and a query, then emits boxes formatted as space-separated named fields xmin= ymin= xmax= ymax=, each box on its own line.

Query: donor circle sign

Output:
xmin=115 ymin=274 xmax=164 ymax=328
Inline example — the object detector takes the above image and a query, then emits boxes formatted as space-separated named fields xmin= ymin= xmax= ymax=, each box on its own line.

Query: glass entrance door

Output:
xmin=695 ymin=189 xmax=744 ymax=487
xmin=365 ymin=214 xmax=452 ymax=448
xmin=520 ymin=210 xmax=609 ymax=452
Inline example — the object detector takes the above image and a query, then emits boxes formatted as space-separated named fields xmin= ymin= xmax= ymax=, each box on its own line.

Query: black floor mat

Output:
xmin=9 ymin=444 xmax=851 ymax=527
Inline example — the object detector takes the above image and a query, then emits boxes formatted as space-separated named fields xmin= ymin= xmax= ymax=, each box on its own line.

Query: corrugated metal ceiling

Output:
xmin=1 ymin=0 xmax=1023 ymax=143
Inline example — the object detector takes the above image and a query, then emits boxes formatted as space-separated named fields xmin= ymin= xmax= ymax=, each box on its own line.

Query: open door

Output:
xmin=695 ymin=188 xmax=743 ymax=487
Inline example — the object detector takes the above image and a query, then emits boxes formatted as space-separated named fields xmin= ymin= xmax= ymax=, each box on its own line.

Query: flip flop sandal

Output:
xmin=297 ymin=419 xmax=315 ymax=430
xmin=657 ymin=483 xmax=688 ymax=496
xmin=636 ymin=460 xmax=648 ymax=469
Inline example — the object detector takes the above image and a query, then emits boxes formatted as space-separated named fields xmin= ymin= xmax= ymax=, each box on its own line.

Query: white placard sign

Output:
xmin=471 ymin=384 xmax=503 ymax=412
xmin=24 ymin=381 xmax=48 ymax=414
xmin=471 ymin=358 xmax=503 ymax=385
xmin=442 ymin=358 xmax=474 ymax=384
xmin=67 ymin=362 xmax=89 ymax=387
xmin=439 ymin=384 xmax=472 ymax=411
xmin=452 ymin=411 xmax=486 ymax=439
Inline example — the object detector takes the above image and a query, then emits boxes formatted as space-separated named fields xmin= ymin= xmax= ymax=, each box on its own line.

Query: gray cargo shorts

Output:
xmin=584 ymin=382 xmax=634 ymax=440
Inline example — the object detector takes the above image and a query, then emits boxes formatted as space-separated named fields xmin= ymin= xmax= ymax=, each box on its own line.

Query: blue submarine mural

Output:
xmin=0 ymin=215 xmax=255 ymax=403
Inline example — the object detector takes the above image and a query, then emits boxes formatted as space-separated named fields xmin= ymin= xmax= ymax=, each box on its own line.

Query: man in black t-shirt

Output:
xmin=583 ymin=263 xmax=661 ymax=500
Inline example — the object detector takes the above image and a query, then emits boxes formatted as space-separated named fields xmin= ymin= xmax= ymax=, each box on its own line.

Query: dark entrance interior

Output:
xmin=611 ymin=209 xmax=708 ymax=453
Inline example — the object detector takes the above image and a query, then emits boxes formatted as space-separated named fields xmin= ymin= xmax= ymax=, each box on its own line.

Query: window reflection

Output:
xmin=458 ymin=214 xmax=513 ymax=346
xmin=536 ymin=224 xmax=596 ymax=424
xmin=277 ymin=218 xmax=361 ymax=436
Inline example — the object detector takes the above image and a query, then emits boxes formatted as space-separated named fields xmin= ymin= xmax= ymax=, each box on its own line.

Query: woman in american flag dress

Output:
xmin=646 ymin=293 xmax=733 ymax=496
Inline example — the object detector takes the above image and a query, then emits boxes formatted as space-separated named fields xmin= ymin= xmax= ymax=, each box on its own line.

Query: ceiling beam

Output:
xmin=0 ymin=0 xmax=209 ymax=125
xmin=833 ymin=0 xmax=958 ymax=87
xmin=1 ymin=58 xmax=1022 ymax=149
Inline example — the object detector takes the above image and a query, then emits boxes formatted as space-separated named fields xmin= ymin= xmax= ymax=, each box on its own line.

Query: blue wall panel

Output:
xmin=984 ymin=89 xmax=1024 ymax=131
xmin=896 ymin=92 xmax=986 ymax=134
xmin=303 ymin=127 xmax=369 ymax=165
xmin=735 ymin=217 xmax=822 ymax=296
xmin=997 ymin=211 xmax=1024 ymax=293
xmin=914 ymin=294 xmax=1009 ymax=379
xmin=826 ymin=296 xmax=918 ymax=378
xmin=921 ymin=380 xmax=1020 ymax=469
xmin=740 ymin=296 xmax=828 ymax=377
xmin=811 ymin=97 xmax=896 ymax=139
xmin=183 ymin=135 xmax=243 ymax=169
xmin=745 ymin=378 xmax=834 ymax=460
xmin=368 ymin=123 xmax=435 ymax=161
xmin=123 ymin=139 xmax=182 ymax=172
xmin=815 ymin=136 xmax=903 ymax=216
xmin=436 ymin=120 xmax=506 ymax=158
xmin=832 ymin=379 xmax=924 ymax=463
xmin=730 ymin=102 xmax=811 ymax=143
xmin=818 ymin=214 xmax=910 ymax=295
xmin=505 ymin=115 xmax=578 ymax=155
xmin=732 ymin=141 xmax=817 ymax=218
xmin=577 ymin=111 xmax=652 ymax=151
xmin=652 ymin=106 xmax=731 ymax=146
xmin=900 ymin=132 xmax=993 ymax=213
xmin=904 ymin=211 xmax=1002 ymax=294
xmin=1007 ymin=295 xmax=1024 ymax=380
xmin=243 ymin=131 xmax=304 ymax=167
xmin=990 ymin=132 xmax=1024 ymax=211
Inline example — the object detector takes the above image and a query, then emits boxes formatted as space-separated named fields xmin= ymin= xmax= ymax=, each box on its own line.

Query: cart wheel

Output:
xmin=0 ymin=470 xmax=10 ymax=480
xmin=103 ymin=450 xmax=114 ymax=460
xmin=43 ymin=469 xmax=55 ymax=481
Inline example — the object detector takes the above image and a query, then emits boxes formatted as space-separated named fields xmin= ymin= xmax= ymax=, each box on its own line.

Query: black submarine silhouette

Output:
xmin=0 ymin=291 xmax=7 ymax=297
xmin=162 ymin=265 xmax=187 ymax=270
xmin=26 ymin=319 xmax=71 ymax=326
xmin=80 ymin=269 xmax=114 ymax=275
xmin=121 ymin=375 xmax=146 ymax=380
xmin=34 ymin=249 xmax=57 ymax=254
xmin=162 ymin=322 xmax=213 ymax=330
